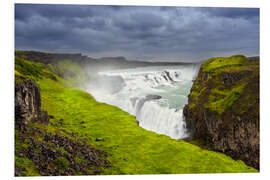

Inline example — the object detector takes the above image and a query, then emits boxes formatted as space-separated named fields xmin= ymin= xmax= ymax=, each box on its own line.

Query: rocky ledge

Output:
xmin=15 ymin=76 xmax=49 ymax=129
xmin=15 ymin=75 xmax=111 ymax=176
xmin=183 ymin=55 xmax=259 ymax=169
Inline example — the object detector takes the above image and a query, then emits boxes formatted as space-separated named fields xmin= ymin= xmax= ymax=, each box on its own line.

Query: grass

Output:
xmin=207 ymin=85 xmax=245 ymax=114
xmin=37 ymin=78 xmax=256 ymax=174
xmin=15 ymin=57 xmax=258 ymax=174
xmin=189 ymin=85 xmax=207 ymax=100
xmin=54 ymin=157 xmax=69 ymax=169
xmin=201 ymin=55 xmax=247 ymax=73
xmin=15 ymin=57 xmax=57 ymax=82
xmin=55 ymin=60 xmax=87 ymax=88
xmin=189 ymin=55 xmax=259 ymax=115
xmin=15 ymin=156 xmax=40 ymax=176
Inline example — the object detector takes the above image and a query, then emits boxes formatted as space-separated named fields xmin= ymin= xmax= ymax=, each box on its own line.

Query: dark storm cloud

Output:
xmin=204 ymin=7 xmax=259 ymax=19
xmin=15 ymin=4 xmax=95 ymax=21
xmin=114 ymin=12 xmax=165 ymax=31
xmin=15 ymin=4 xmax=259 ymax=62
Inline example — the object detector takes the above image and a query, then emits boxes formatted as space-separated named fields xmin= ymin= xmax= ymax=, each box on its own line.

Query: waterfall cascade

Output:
xmin=86 ymin=65 xmax=200 ymax=139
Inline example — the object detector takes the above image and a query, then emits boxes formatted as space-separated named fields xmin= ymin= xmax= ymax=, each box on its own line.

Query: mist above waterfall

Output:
xmin=85 ymin=64 xmax=200 ymax=139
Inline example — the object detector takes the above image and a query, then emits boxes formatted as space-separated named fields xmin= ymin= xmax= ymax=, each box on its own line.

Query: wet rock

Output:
xmin=164 ymin=70 xmax=174 ymax=81
xmin=145 ymin=94 xmax=162 ymax=100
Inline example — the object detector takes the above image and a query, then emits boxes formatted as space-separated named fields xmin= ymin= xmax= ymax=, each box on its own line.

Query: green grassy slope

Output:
xmin=15 ymin=56 xmax=257 ymax=175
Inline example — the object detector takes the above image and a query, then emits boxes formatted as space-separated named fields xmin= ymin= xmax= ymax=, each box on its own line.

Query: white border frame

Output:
xmin=1 ymin=0 xmax=269 ymax=180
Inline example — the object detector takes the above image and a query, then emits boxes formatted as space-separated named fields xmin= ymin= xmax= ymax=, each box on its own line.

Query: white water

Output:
xmin=85 ymin=64 xmax=200 ymax=139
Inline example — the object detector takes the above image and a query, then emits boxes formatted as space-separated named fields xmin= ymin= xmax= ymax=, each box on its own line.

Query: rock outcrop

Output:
xmin=183 ymin=55 xmax=259 ymax=169
xmin=15 ymin=75 xmax=111 ymax=176
xmin=15 ymin=76 xmax=49 ymax=129
xmin=15 ymin=127 xmax=111 ymax=176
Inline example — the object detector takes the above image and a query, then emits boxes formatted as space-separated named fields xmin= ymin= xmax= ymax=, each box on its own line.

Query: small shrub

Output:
xmin=54 ymin=157 xmax=69 ymax=169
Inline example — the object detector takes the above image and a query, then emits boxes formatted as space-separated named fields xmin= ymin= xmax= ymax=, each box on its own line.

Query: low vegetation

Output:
xmin=15 ymin=55 xmax=257 ymax=175
xmin=184 ymin=55 xmax=259 ymax=169
xmin=188 ymin=55 xmax=259 ymax=115
xmin=201 ymin=55 xmax=247 ymax=73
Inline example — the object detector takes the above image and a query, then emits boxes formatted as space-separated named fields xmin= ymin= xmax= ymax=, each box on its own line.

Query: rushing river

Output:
xmin=86 ymin=64 xmax=200 ymax=139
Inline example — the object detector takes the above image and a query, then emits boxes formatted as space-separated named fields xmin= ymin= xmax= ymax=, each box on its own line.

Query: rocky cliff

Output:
xmin=15 ymin=76 xmax=49 ymax=129
xmin=15 ymin=74 xmax=111 ymax=176
xmin=14 ymin=53 xmax=258 ymax=175
xmin=183 ymin=55 xmax=259 ymax=169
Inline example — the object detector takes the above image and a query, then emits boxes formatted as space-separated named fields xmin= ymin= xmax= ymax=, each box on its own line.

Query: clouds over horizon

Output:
xmin=15 ymin=4 xmax=259 ymax=62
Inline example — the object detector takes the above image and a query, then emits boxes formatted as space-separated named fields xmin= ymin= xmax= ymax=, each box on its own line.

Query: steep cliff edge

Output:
xmin=15 ymin=75 xmax=49 ymax=129
xmin=14 ymin=54 xmax=257 ymax=175
xmin=183 ymin=55 xmax=259 ymax=169
xmin=15 ymin=71 xmax=111 ymax=176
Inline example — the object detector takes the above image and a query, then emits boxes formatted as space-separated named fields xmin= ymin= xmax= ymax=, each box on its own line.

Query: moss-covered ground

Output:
xmin=188 ymin=55 xmax=259 ymax=115
xmin=15 ymin=56 xmax=257 ymax=175
xmin=201 ymin=55 xmax=247 ymax=73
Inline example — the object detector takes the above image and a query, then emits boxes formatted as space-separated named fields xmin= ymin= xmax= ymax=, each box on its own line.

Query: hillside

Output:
xmin=14 ymin=54 xmax=257 ymax=176
xmin=15 ymin=50 xmax=196 ymax=73
xmin=183 ymin=55 xmax=259 ymax=169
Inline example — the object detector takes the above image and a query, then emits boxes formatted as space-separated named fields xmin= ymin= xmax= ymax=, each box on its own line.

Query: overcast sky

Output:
xmin=15 ymin=4 xmax=259 ymax=62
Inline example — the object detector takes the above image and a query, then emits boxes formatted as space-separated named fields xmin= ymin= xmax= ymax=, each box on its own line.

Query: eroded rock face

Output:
xmin=183 ymin=56 xmax=259 ymax=169
xmin=15 ymin=76 xmax=111 ymax=176
xmin=15 ymin=77 xmax=49 ymax=129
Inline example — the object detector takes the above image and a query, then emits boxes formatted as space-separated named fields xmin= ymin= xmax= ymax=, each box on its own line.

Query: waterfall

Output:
xmin=86 ymin=64 xmax=199 ymax=139
xmin=137 ymin=101 xmax=187 ymax=139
